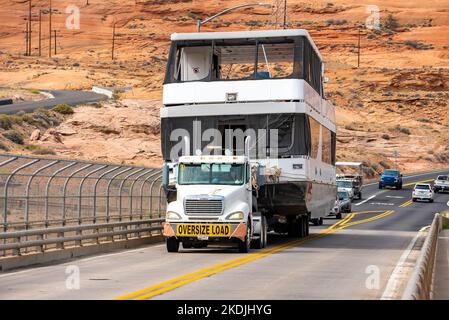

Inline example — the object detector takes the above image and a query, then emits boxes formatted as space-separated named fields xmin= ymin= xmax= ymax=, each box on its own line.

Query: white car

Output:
xmin=412 ymin=184 xmax=434 ymax=202
xmin=434 ymin=175 xmax=449 ymax=193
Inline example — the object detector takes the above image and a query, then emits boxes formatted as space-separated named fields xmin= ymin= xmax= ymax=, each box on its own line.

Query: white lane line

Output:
xmin=355 ymin=195 xmax=376 ymax=206
xmin=447 ymin=201 xmax=449 ymax=207
xmin=381 ymin=229 xmax=424 ymax=300
xmin=386 ymin=196 xmax=405 ymax=199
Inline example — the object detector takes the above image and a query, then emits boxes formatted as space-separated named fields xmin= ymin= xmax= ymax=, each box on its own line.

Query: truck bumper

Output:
xmin=163 ymin=222 xmax=247 ymax=242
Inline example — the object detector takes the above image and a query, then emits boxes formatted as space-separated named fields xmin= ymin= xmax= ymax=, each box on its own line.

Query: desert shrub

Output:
xmin=326 ymin=19 xmax=347 ymax=26
xmin=3 ymin=130 xmax=24 ymax=145
xmin=383 ymin=14 xmax=399 ymax=30
xmin=245 ymin=20 xmax=263 ymax=27
xmin=32 ymin=147 xmax=56 ymax=155
xmin=345 ymin=123 xmax=356 ymax=131
xmin=417 ymin=118 xmax=431 ymax=123
xmin=0 ymin=115 xmax=13 ymax=130
xmin=381 ymin=134 xmax=390 ymax=140
xmin=52 ymin=103 xmax=74 ymax=115
xmin=0 ymin=142 xmax=9 ymax=151
xmin=29 ymin=89 xmax=40 ymax=94
xmin=25 ymin=144 xmax=38 ymax=151
xmin=379 ymin=160 xmax=390 ymax=169
xmin=434 ymin=153 xmax=449 ymax=163
xmin=404 ymin=40 xmax=434 ymax=50
xmin=392 ymin=125 xmax=411 ymax=135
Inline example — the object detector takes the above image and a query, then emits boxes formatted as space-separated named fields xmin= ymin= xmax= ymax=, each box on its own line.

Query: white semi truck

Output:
xmin=161 ymin=29 xmax=337 ymax=252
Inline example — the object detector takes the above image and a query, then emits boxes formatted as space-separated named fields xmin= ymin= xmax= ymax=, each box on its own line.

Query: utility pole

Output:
xmin=111 ymin=23 xmax=116 ymax=60
xmin=49 ymin=0 xmax=52 ymax=57
xmin=357 ymin=26 xmax=361 ymax=68
xmin=54 ymin=30 xmax=57 ymax=55
xmin=28 ymin=0 xmax=32 ymax=55
xmin=38 ymin=10 xmax=42 ymax=56
xmin=283 ymin=0 xmax=287 ymax=29
xmin=25 ymin=20 xmax=29 ymax=55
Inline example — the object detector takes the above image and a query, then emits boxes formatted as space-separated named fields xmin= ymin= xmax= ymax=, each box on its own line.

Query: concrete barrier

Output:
xmin=402 ymin=213 xmax=442 ymax=300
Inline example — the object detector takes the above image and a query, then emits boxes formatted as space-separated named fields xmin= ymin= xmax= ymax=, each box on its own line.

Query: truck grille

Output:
xmin=184 ymin=199 xmax=223 ymax=216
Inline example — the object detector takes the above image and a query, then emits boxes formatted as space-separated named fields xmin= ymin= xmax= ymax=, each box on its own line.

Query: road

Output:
xmin=0 ymin=169 xmax=448 ymax=300
xmin=0 ymin=90 xmax=107 ymax=114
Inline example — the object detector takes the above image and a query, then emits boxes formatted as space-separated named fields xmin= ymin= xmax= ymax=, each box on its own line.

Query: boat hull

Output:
xmin=258 ymin=181 xmax=336 ymax=218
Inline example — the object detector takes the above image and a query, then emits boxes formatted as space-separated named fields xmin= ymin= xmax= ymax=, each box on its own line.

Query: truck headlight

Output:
xmin=166 ymin=211 xmax=181 ymax=220
xmin=226 ymin=212 xmax=244 ymax=220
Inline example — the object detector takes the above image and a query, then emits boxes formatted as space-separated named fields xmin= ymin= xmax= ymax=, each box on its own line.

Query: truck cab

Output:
xmin=379 ymin=169 xmax=403 ymax=189
xmin=162 ymin=154 xmax=267 ymax=253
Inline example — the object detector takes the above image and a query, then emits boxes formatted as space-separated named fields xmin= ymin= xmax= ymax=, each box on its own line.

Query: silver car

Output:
xmin=330 ymin=190 xmax=352 ymax=219
xmin=434 ymin=175 xmax=449 ymax=193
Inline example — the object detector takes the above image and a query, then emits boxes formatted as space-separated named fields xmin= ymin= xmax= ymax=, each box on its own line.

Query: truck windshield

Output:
xmin=383 ymin=170 xmax=399 ymax=176
xmin=178 ymin=163 xmax=245 ymax=185
xmin=337 ymin=181 xmax=353 ymax=188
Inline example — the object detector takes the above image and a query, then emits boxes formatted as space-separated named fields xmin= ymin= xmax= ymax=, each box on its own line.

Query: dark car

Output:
xmin=379 ymin=169 xmax=403 ymax=189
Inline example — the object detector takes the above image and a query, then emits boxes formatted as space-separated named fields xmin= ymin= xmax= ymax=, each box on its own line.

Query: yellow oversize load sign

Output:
xmin=176 ymin=224 xmax=232 ymax=237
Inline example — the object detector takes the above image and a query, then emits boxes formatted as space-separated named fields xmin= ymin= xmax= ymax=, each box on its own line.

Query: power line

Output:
xmin=111 ymin=23 xmax=116 ymax=60
xmin=38 ymin=9 xmax=42 ymax=56
xmin=28 ymin=0 xmax=32 ymax=55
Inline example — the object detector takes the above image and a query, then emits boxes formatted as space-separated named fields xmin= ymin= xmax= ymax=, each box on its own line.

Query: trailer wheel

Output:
xmin=166 ymin=237 xmax=179 ymax=253
xmin=319 ymin=217 xmax=323 ymax=226
xmin=238 ymin=221 xmax=251 ymax=253
xmin=288 ymin=219 xmax=299 ymax=237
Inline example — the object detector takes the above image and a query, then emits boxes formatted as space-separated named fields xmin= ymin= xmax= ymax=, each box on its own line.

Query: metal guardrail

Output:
xmin=402 ymin=213 xmax=442 ymax=300
xmin=0 ymin=218 xmax=164 ymax=256
xmin=0 ymin=153 xmax=166 ymax=257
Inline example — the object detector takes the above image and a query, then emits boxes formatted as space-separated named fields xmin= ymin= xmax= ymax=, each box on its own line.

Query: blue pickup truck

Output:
xmin=379 ymin=169 xmax=403 ymax=189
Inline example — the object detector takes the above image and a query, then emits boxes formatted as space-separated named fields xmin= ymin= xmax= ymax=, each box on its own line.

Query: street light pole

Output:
xmin=197 ymin=2 xmax=272 ymax=32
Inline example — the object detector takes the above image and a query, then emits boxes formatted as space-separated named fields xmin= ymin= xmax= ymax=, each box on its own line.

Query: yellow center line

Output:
xmin=116 ymin=209 xmax=396 ymax=300
xmin=402 ymin=179 xmax=434 ymax=187
xmin=399 ymin=199 xmax=413 ymax=208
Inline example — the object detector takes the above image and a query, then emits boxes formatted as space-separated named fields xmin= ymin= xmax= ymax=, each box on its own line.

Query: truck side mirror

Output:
xmin=256 ymin=165 xmax=266 ymax=186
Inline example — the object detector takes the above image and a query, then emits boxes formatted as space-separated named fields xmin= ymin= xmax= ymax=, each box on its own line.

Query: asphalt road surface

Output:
xmin=0 ymin=90 xmax=107 ymax=114
xmin=0 ymin=169 xmax=448 ymax=300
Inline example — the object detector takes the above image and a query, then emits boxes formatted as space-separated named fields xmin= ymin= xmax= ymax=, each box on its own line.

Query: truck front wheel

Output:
xmin=166 ymin=237 xmax=179 ymax=253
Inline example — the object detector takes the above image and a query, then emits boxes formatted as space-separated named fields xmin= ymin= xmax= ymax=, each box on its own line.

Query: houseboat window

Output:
xmin=214 ymin=43 xmax=257 ymax=80
xmin=309 ymin=117 xmax=320 ymax=159
xmin=161 ymin=114 xmax=311 ymax=161
xmin=256 ymin=41 xmax=297 ymax=79
xmin=164 ymin=37 xmax=310 ymax=83
xmin=322 ymin=126 xmax=332 ymax=165
xmin=174 ymin=45 xmax=213 ymax=82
